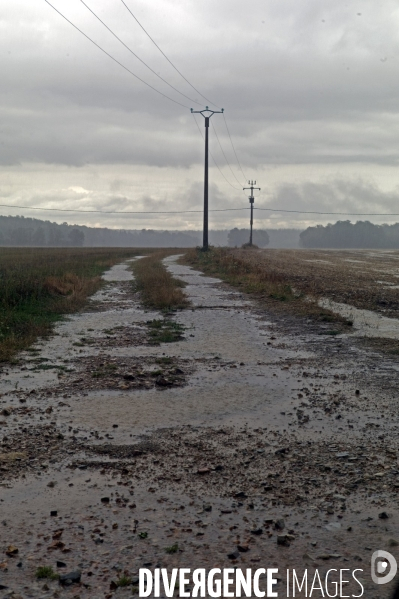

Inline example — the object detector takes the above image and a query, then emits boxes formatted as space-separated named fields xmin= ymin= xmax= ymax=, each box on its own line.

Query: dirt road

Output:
xmin=0 ymin=255 xmax=398 ymax=598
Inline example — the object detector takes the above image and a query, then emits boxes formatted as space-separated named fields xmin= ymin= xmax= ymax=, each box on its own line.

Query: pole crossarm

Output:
xmin=191 ymin=106 xmax=224 ymax=117
xmin=243 ymin=181 xmax=261 ymax=246
xmin=190 ymin=106 xmax=224 ymax=251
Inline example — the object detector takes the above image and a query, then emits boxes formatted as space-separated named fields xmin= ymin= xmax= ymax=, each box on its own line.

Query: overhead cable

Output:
xmin=222 ymin=113 xmax=247 ymax=183
xmin=192 ymin=115 xmax=242 ymax=191
xmin=211 ymin=122 xmax=247 ymax=189
xmin=44 ymin=0 xmax=190 ymax=109
xmin=79 ymin=0 xmax=202 ymax=106
xmin=119 ymin=0 xmax=221 ymax=110
xmin=0 ymin=202 xmax=250 ymax=215
xmin=254 ymin=207 xmax=399 ymax=216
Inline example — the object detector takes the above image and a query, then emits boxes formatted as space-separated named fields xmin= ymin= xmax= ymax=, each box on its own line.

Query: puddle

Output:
xmin=303 ymin=259 xmax=332 ymax=264
xmin=319 ymin=297 xmax=399 ymax=339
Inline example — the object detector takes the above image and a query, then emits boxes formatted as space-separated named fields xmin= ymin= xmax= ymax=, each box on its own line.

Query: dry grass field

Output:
xmin=183 ymin=246 xmax=399 ymax=327
xmin=0 ymin=247 xmax=144 ymax=361
xmin=246 ymin=248 xmax=399 ymax=317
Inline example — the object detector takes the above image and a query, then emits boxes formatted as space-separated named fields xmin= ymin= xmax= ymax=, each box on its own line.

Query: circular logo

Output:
xmin=371 ymin=550 xmax=398 ymax=585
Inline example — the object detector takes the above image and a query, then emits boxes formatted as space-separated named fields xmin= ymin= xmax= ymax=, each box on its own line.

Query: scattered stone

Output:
xmin=5 ymin=546 xmax=18 ymax=557
xmin=155 ymin=376 xmax=172 ymax=387
xmin=379 ymin=511 xmax=389 ymax=520
xmin=123 ymin=374 xmax=136 ymax=381
xmin=277 ymin=535 xmax=290 ymax=547
xmin=59 ymin=570 xmax=81 ymax=585
xmin=197 ymin=468 xmax=210 ymax=475
xmin=274 ymin=519 xmax=285 ymax=531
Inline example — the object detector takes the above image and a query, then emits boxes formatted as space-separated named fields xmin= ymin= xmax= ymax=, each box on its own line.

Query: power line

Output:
xmin=5 ymin=201 xmax=398 ymax=219
xmin=222 ymin=113 xmax=247 ymax=183
xmin=119 ymin=0 xmax=221 ymax=110
xmin=211 ymin=121 xmax=246 ymax=189
xmin=192 ymin=115 xmax=242 ymax=191
xmin=254 ymin=207 xmax=399 ymax=216
xmin=79 ymin=0 xmax=202 ymax=107
xmin=120 ymin=0 xmax=249 ymax=185
xmin=0 ymin=202 xmax=250 ymax=215
xmin=44 ymin=0 xmax=190 ymax=109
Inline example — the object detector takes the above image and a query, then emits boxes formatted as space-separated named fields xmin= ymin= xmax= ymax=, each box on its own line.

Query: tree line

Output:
xmin=300 ymin=220 xmax=399 ymax=248
xmin=0 ymin=216 xmax=197 ymax=247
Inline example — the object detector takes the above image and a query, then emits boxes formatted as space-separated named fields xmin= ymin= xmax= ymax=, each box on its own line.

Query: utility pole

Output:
xmin=243 ymin=181 xmax=261 ymax=246
xmin=191 ymin=106 xmax=224 ymax=251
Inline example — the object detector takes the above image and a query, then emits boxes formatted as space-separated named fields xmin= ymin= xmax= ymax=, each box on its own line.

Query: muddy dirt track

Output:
xmin=1 ymin=254 xmax=399 ymax=598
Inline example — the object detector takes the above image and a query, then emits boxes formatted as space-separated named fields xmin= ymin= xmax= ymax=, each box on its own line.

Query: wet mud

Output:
xmin=1 ymin=256 xmax=399 ymax=598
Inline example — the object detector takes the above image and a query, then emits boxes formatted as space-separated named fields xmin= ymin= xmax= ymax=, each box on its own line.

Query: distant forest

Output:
xmin=0 ymin=215 xmax=303 ymax=248
xmin=300 ymin=221 xmax=399 ymax=248
xmin=0 ymin=215 xmax=198 ymax=247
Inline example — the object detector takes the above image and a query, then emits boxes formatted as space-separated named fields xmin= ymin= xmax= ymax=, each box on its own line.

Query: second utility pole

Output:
xmin=243 ymin=180 xmax=261 ymax=246
xmin=191 ymin=106 xmax=224 ymax=251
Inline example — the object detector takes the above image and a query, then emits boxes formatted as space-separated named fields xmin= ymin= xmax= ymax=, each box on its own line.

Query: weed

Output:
xmin=150 ymin=370 xmax=164 ymax=376
xmin=92 ymin=363 xmax=118 ymax=378
xmin=131 ymin=251 xmax=189 ymax=310
xmin=138 ymin=532 xmax=148 ymax=539
xmin=146 ymin=319 xmax=185 ymax=344
xmin=36 ymin=566 xmax=59 ymax=580
xmin=165 ymin=543 xmax=179 ymax=554
xmin=117 ymin=575 xmax=132 ymax=587
xmin=155 ymin=356 xmax=173 ymax=365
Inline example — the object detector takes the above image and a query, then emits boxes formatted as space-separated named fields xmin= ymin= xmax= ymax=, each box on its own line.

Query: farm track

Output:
xmin=0 ymin=254 xmax=399 ymax=597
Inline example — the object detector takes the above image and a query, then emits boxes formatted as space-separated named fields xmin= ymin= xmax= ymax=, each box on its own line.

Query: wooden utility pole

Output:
xmin=191 ymin=106 xmax=224 ymax=251
xmin=243 ymin=181 xmax=261 ymax=246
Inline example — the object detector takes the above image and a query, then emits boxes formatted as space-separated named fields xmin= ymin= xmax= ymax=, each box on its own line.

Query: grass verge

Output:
xmin=181 ymin=247 xmax=352 ymax=328
xmin=0 ymin=247 xmax=143 ymax=362
xmin=131 ymin=251 xmax=189 ymax=311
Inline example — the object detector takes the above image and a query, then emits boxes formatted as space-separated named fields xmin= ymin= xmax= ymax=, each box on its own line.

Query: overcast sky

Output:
xmin=2 ymin=0 xmax=399 ymax=230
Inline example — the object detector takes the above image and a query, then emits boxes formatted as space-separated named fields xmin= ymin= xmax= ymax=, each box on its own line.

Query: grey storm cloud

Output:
xmin=2 ymin=0 xmax=399 ymax=168
xmin=268 ymin=179 xmax=399 ymax=217
xmin=2 ymin=0 xmax=399 ymax=228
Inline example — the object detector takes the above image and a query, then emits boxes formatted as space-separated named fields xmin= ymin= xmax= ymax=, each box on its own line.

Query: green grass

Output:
xmin=116 ymin=575 xmax=132 ymax=587
xmin=0 ymin=247 xmax=143 ymax=362
xmin=92 ymin=363 xmax=118 ymax=378
xmin=165 ymin=543 xmax=179 ymax=554
xmin=155 ymin=356 xmax=174 ymax=365
xmin=36 ymin=566 xmax=59 ymax=580
xmin=146 ymin=319 xmax=185 ymax=344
